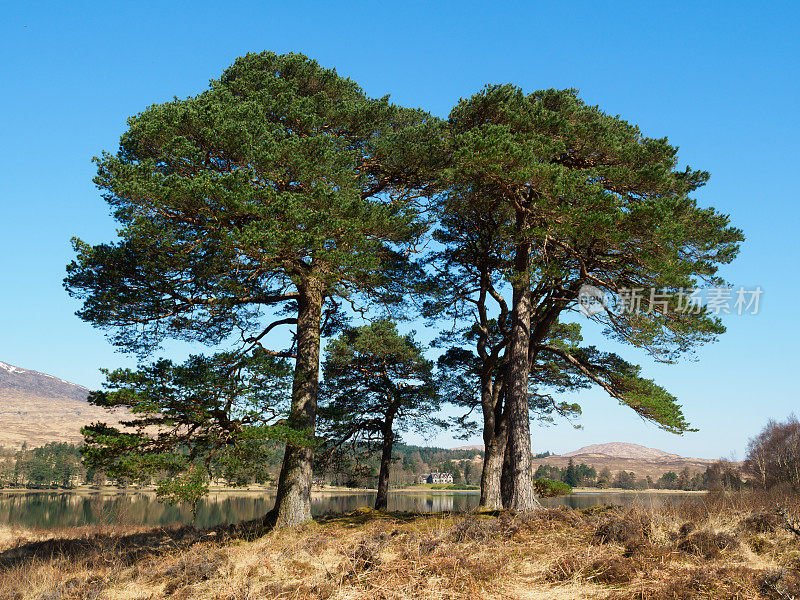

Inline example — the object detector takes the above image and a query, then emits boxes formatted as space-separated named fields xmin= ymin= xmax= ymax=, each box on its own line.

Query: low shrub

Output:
xmin=533 ymin=479 xmax=571 ymax=497
xmin=677 ymin=530 xmax=738 ymax=559
xmin=742 ymin=512 xmax=785 ymax=534
xmin=760 ymin=568 xmax=800 ymax=599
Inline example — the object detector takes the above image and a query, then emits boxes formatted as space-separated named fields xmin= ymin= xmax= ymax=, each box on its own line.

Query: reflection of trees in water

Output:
xmin=0 ymin=492 xmax=694 ymax=529
xmin=310 ymin=493 xmax=480 ymax=515
xmin=0 ymin=492 xmax=482 ymax=528
xmin=0 ymin=493 xmax=192 ymax=528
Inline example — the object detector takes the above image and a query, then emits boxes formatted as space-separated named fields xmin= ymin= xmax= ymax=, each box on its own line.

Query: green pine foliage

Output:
xmin=439 ymin=86 xmax=743 ymax=436
xmin=61 ymin=52 xmax=744 ymax=519
xmin=65 ymin=51 xmax=435 ymax=353
xmin=318 ymin=320 xmax=440 ymax=451
xmin=2 ymin=443 xmax=82 ymax=489
xmin=81 ymin=351 xmax=293 ymax=506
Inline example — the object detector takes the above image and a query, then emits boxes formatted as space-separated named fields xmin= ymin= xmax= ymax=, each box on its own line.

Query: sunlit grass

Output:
xmin=1 ymin=491 xmax=799 ymax=599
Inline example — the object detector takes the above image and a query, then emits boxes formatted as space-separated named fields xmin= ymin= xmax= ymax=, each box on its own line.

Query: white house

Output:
xmin=425 ymin=472 xmax=454 ymax=484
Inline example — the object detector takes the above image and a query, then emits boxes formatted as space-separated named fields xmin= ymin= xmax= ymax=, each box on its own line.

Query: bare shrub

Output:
xmin=678 ymin=530 xmax=738 ymax=559
xmin=744 ymin=415 xmax=800 ymax=491
xmin=742 ymin=512 xmax=785 ymax=534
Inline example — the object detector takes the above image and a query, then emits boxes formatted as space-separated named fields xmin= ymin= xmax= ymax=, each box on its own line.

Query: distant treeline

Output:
xmin=317 ymin=444 xmax=485 ymax=488
xmin=0 ymin=441 xmax=747 ymax=493
xmin=0 ymin=443 xmax=87 ymax=489
xmin=534 ymin=458 xmax=743 ymax=491
xmin=0 ymin=442 xmax=486 ymax=490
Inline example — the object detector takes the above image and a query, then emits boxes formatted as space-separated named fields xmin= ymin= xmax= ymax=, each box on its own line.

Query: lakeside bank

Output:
xmin=0 ymin=484 xmax=707 ymax=496
xmin=0 ymin=488 xmax=707 ymax=530
xmin=1 ymin=490 xmax=798 ymax=600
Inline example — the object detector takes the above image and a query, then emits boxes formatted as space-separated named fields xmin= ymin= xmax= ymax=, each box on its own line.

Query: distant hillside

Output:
xmin=561 ymin=442 xmax=683 ymax=460
xmin=534 ymin=442 xmax=719 ymax=479
xmin=452 ymin=442 xmax=720 ymax=478
xmin=451 ymin=445 xmax=485 ymax=452
xmin=0 ymin=361 xmax=123 ymax=448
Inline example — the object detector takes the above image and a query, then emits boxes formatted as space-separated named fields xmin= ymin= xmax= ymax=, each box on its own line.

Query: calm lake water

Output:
xmin=0 ymin=490 xmax=699 ymax=529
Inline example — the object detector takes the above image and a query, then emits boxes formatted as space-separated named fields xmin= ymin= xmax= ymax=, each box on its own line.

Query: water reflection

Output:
xmin=0 ymin=490 xmax=696 ymax=529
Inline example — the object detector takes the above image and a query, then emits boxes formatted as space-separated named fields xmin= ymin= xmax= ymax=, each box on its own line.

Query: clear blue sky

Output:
xmin=1 ymin=1 xmax=797 ymax=459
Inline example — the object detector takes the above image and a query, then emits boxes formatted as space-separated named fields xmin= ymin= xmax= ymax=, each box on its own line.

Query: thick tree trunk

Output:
xmin=480 ymin=432 xmax=506 ymax=509
xmin=375 ymin=422 xmax=395 ymax=511
xmin=272 ymin=279 xmax=323 ymax=527
xmin=480 ymin=377 xmax=507 ymax=509
xmin=504 ymin=217 xmax=537 ymax=511
xmin=501 ymin=436 xmax=514 ymax=508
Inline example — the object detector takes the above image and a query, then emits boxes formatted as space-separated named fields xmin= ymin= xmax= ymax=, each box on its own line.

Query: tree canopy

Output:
xmin=67 ymin=54 xmax=743 ymax=525
xmin=438 ymin=86 xmax=742 ymax=509
xmin=66 ymin=51 xmax=437 ymax=526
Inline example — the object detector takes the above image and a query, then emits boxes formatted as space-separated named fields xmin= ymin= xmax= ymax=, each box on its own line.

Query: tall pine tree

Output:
xmin=66 ymin=52 xmax=437 ymax=526
xmin=442 ymin=86 xmax=743 ymax=509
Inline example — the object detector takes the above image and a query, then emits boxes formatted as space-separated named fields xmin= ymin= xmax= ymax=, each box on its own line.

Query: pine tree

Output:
xmin=65 ymin=52 xmax=437 ymax=526
xmin=563 ymin=459 xmax=580 ymax=487
xmin=317 ymin=320 xmax=439 ymax=510
xmin=82 ymin=351 xmax=292 ymax=505
xmin=438 ymin=86 xmax=743 ymax=510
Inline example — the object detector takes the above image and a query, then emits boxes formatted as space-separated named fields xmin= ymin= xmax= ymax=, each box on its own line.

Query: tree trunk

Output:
xmin=504 ymin=215 xmax=537 ymax=511
xmin=480 ymin=377 xmax=507 ymax=509
xmin=272 ymin=279 xmax=323 ymax=527
xmin=501 ymin=436 xmax=514 ymax=508
xmin=375 ymin=420 xmax=395 ymax=511
xmin=481 ymin=432 xmax=506 ymax=509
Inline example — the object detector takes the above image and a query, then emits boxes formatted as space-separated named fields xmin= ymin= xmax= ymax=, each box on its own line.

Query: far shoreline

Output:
xmin=0 ymin=485 xmax=706 ymax=497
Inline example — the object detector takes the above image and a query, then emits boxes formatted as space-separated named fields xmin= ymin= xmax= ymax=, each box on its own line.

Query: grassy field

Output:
xmin=1 ymin=490 xmax=799 ymax=599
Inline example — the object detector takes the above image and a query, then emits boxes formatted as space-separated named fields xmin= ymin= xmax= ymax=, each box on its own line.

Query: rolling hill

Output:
xmin=561 ymin=442 xmax=683 ymax=460
xmin=533 ymin=442 xmax=719 ymax=478
xmin=454 ymin=442 xmax=720 ymax=479
xmin=0 ymin=360 xmax=123 ymax=448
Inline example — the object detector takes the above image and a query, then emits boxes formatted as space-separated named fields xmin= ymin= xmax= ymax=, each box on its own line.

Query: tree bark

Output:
xmin=501 ymin=435 xmax=514 ymax=508
xmin=479 ymin=377 xmax=507 ymax=509
xmin=481 ymin=431 xmax=506 ymax=509
xmin=504 ymin=212 xmax=537 ymax=511
xmin=475 ymin=263 xmax=511 ymax=510
xmin=375 ymin=419 xmax=395 ymax=511
xmin=272 ymin=279 xmax=323 ymax=527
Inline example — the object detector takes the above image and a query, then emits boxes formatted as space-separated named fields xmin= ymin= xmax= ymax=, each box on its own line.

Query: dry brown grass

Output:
xmin=1 ymin=492 xmax=800 ymax=599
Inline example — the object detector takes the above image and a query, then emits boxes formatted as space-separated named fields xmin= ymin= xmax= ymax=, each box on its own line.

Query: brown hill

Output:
xmin=0 ymin=361 xmax=123 ymax=449
xmin=453 ymin=442 xmax=719 ymax=479
xmin=535 ymin=442 xmax=719 ymax=479
xmin=561 ymin=442 xmax=684 ymax=460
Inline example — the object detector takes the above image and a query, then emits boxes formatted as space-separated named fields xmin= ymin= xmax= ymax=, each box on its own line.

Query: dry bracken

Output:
xmin=1 ymin=492 xmax=799 ymax=600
